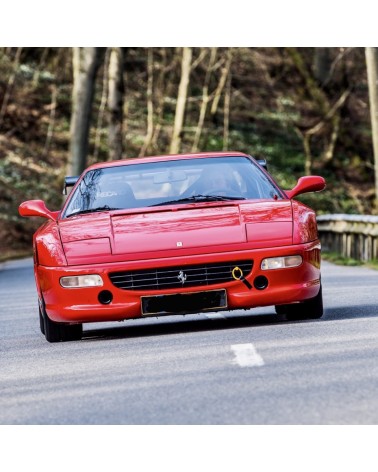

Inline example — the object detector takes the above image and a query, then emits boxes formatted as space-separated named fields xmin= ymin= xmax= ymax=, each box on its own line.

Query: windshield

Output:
xmin=63 ymin=156 xmax=282 ymax=218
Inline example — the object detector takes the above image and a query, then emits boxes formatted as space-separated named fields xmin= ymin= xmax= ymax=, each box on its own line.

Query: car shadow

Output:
xmin=321 ymin=304 xmax=378 ymax=322
xmin=82 ymin=303 xmax=378 ymax=342
xmin=82 ymin=311 xmax=286 ymax=342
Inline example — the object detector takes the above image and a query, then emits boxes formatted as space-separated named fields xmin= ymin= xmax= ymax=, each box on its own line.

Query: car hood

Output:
xmin=59 ymin=201 xmax=293 ymax=265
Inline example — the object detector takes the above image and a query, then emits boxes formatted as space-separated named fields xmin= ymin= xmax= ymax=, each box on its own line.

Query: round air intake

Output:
xmin=98 ymin=290 xmax=113 ymax=305
xmin=254 ymin=276 xmax=269 ymax=290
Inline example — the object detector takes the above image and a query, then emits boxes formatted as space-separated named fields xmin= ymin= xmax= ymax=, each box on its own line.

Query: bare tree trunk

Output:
xmin=313 ymin=48 xmax=332 ymax=86
xmin=32 ymin=47 xmax=49 ymax=87
xmin=140 ymin=48 xmax=154 ymax=157
xmin=169 ymin=47 xmax=192 ymax=154
xmin=151 ymin=48 xmax=176 ymax=150
xmin=287 ymin=47 xmax=328 ymax=114
xmin=108 ymin=47 xmax=124 ymax=161
xmin=43 ymin=84 xmax=58 ymax=157
xmin=296 ymin=89 xmax=350 ymax=174
xmin=192 ymin=48 xmax=217 ymax=152
xmin=288 ymin=47 xmax=350 ymax=173
xmin=365 ymin=47 xmax=378 ymax=207
xmin=93 ymin=48 xmax=111 ymax=161
xmin=68 ymin=47 xmax=104 ymax=176
xmin=303 ymin=133 xmax=312 ymax=175
xmin=0 ymin=47 xmax=22 ymax=126
xmin=150 ymin=49 xmax=167 ymax=151
xmin=223 ymin=71 xmax=232 ymax=150
xmin=211 ymin=48 xmax=233 ymax=117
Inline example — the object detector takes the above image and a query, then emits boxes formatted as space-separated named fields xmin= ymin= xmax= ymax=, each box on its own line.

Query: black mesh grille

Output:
xmin=109 ymin=260 xmax=253 ymax=291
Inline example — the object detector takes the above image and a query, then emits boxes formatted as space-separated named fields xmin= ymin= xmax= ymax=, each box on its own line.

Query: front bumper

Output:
xmin=36 ymin=241 xmax=321 ymax=323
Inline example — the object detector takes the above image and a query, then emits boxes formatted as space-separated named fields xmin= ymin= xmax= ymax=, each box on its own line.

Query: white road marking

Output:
xmin=231 ymin=343 xmax=265 ymax=367
xmin=205 ymin=312 xmax=227 ymax=320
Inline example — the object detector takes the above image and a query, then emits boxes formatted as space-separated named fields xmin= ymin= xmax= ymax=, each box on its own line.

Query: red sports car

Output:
xmin=19 ymin=152 xmax=325 ymax=342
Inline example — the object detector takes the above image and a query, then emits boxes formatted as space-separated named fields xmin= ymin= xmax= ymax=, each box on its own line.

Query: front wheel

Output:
xmin=275 ymin=284 xmax=323 ymax=321
xmin=39 ymin=306 xmax=45 ymax=335
xmin=40 ymin=302 xmax=83 ymax=342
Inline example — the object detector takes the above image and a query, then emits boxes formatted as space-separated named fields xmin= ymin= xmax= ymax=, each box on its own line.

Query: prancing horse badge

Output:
xmin=177 ymin=270 xmax=187 ymax=285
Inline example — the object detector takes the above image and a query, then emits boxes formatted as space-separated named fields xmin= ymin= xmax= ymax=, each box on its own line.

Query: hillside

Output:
xmin=0 ymin=47 xmax=375 ymax=259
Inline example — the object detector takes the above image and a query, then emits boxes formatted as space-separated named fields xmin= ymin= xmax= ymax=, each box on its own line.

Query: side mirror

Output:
xmin=19 ymin=200 xmax=59 ymax=221
xmin=286 ymin=176 xmax=326 ymax=199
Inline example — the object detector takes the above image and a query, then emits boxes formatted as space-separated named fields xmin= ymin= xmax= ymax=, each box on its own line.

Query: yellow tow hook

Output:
xmin=232 ymin=266 xmax=252 ymax=290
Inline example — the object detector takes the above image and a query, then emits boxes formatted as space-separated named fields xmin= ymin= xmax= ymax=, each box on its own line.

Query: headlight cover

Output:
xmin=60 ymin=274 xmax=104 ymax=288
xmin=261 ymin=255 xmax=302 ymax=270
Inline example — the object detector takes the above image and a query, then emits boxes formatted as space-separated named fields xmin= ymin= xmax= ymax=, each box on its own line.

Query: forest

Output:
xmin=0 ymin=47 xmax=377 ymax=260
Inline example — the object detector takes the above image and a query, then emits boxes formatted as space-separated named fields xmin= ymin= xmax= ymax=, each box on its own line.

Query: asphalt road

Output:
xmin=1 ymin=257 xmax=378 ymax=425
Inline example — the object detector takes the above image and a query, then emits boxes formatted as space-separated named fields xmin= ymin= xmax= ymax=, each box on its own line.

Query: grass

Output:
xmin=322 ymin=252 xmax=378 ymax=270
xmin=367 ymin=260 xmax=378 ymax=271
xmin=0 ymin=249 xmax=33 ymax=264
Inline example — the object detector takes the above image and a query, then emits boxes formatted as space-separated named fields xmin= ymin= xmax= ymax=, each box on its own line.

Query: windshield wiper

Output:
xmin=204 ymin=195 xmax=246 ymax=201
xmin=150 ymin=194 xmax=246 ymax=207
xmin=66 ymin=205 xmax=121 ymax=218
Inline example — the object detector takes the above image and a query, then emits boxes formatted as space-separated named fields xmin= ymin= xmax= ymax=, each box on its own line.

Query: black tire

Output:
xmin=275 ymin=284 xmax=323 ymax=321
xmin=39 ymin=306 xmax=45 ymax=335
xmin=40 ymin=303 xmax=83 ymax=342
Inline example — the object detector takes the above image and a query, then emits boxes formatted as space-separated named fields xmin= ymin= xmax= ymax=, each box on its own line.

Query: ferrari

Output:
xmin=19 ymin=152 xmax=326 ymax=342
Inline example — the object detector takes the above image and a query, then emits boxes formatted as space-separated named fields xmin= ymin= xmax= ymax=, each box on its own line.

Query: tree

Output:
xmin=107 ymin=47 xmax=124 ymax=161
xmin=287 ymin=47 xmax=350 ymax=175
xmin=0 ymin=47 xmax=22 ymax=127
xmin=365 ymin=47 xmax=378 ymax=207
xmin=93 ymin=48 xmax=111 ymax=161
xmin=139 ymin=48 xmax=154 ymax=157
xmin=169 ymin=47 xmax=192 ymax=154
xmin=223 ymin=67 xmax=232 ymax=151
xmin=68 ymin=47 xmax=104 ymax=176
xmin=210 ymin=48 xmax=233 ymax=118
xmin=191 ymin=48 xmax=217 ymax=152
xmin=313 ymin=48 xmax=332 ymax=86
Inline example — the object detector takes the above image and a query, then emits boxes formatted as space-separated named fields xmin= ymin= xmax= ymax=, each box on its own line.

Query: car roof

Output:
xmin=85 ymin=151 xmax=252 ymax=172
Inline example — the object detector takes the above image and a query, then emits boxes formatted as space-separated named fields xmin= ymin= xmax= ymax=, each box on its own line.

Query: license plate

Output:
xmin=141 ymin=289 xmax=227 ymax=316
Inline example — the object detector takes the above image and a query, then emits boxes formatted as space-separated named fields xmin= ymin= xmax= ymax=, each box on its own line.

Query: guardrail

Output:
xmin=317 ymin=214 xmax=378 ymax=262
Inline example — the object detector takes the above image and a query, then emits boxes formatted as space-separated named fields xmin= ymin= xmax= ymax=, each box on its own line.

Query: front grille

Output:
xmin=109 ymin=260 xmax=253 ymax=291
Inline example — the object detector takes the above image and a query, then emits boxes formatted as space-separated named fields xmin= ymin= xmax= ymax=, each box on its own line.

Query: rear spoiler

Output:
xmin=63 ymin=176 xmax=79 ymax=195
xmin=256 ymin=159 xmax=268 ymax=171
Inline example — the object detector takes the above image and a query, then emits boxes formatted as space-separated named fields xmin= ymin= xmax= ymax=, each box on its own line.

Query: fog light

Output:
xmin=60 ymin=274 xmax=103 ymax=288
xmin=98 ymin=290 xmax=113 ymax=305
xmin=254 ymin=275 xmax=269 ymax=290
xmin=261 ymin=255 xmax=302 ymax=270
